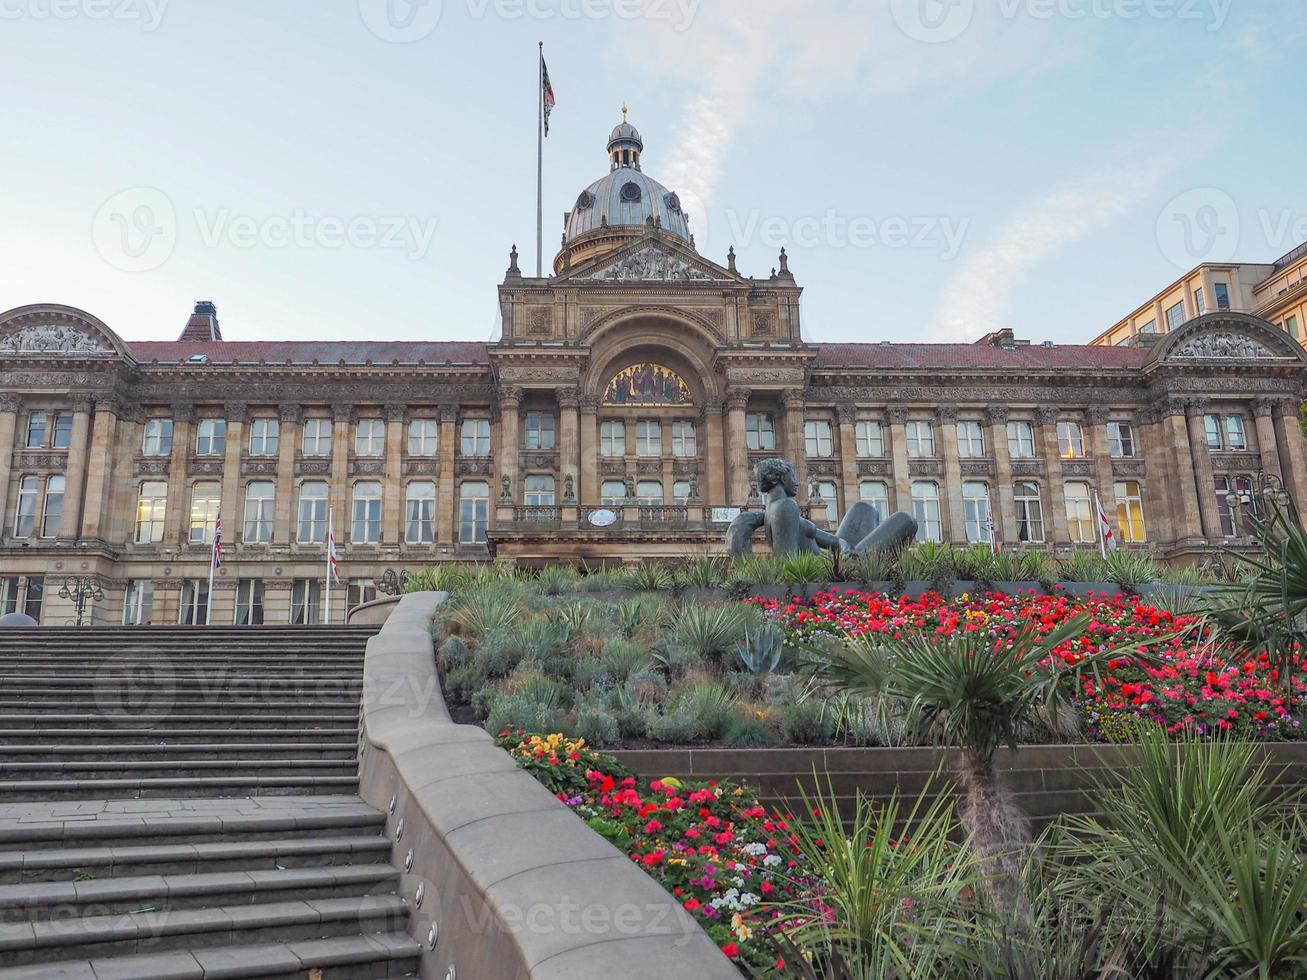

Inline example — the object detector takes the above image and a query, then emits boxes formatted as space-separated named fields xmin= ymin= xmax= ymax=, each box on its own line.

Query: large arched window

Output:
xmin=603 ymin=362 xmax=692 ymax=406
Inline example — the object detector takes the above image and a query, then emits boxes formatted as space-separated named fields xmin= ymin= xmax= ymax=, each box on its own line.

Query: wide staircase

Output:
xmin=0 ymin=626 xmax=419 ymax=979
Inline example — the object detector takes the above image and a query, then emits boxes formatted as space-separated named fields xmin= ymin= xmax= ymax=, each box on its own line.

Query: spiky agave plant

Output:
xmin=806 ymin=613 xmax=1172 ymax=918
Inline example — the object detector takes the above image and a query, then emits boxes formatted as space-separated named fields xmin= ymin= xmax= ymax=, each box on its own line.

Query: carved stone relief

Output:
xmin=0 ymin=325 xmax=107 ymax=355
xmin=582 ymin=246 xmax=722 ymax=283
xmin=1172 ymin=332 xmax=1275 ymax=359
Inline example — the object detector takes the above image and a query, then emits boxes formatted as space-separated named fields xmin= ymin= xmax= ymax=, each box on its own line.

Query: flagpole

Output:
xmin=536 ymin=41 xmax=544 ymax=279
xmin=205 ymin=511 xmax=218 ymax=626
xmin=1094 ymin=492 xmax=1107 ymax=559
xmin=324 ymin=511 xmax=332 ymax=626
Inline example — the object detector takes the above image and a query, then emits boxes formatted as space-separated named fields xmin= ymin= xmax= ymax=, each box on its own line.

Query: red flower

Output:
xmin=721 ymin=943 xmax=739 ymax=959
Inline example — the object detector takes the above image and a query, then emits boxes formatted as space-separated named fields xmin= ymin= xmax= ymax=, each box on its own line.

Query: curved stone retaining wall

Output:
xmin=357 ymin=591 xmax=738 ymax=980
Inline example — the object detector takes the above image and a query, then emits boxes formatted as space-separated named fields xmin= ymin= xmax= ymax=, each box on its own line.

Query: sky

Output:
xmin=1 ymin=0 xmax=1304 ymax=347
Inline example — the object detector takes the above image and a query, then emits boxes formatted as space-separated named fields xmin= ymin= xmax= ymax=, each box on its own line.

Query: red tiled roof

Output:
xmin=813 ymin=342 xmax=1147 ymax=370
xmin=128 ymin=341 xmax=491 ymax=365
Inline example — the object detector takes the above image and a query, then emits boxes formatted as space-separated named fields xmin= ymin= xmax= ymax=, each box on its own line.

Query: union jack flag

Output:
xmin=212 ymin=514 xmax=223 ymax=568
xmin=327 ymin=514 xmax=340 ymax=584
xmin=541 ymin=53 xmax=556 ymax=136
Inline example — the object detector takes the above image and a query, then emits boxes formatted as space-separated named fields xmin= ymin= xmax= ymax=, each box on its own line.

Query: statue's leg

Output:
xmin=851 ymin=511 xmax=919 ymax=555
xmin=725 ymin=511 xmax=766 ymax=557
xmin=836 ymin=500 xmax=880 ymax=552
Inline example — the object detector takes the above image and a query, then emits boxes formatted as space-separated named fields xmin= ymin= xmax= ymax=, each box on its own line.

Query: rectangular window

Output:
xmin=635 ymin=420 xmax=662 ymax=457
xmin=859 ymin=481 xmax=889 ymax=520
xmin=1287 ymin=315 xmax=1301 ymax=339
xmin=407 ymin=419 xmax=439 ymax=456
xmin=51 ymin=412 xmax=73 ymax=450
xmin=1065 ymin=481 xmax=1094 ymax=544
xmin=962 ymin=481 xmax=992 ymax=544
xmin=636 ymin=480 xmax=663 ymax=505
xmin=458 ymin=481 xmax=489 ymax=544
xmin=1115 ymin=480 xmax=1147 ymax=543
xmin=1193 ymin=287 xmax=1205 ymax=315
xmin=1203 ymin=414 xmax=1223 ymax=450
xmin=1014 ymin=481 xmax=1044 ymax=543
xmin=1165 ymin=301 xmax=1186 ymax=331
xmin=243 ymin=482 xmax=275 ymax=543
xmin=906 ymin=421 xmax=935 ymax=458
xmin=13 ymin=475 xmax=38 ymax=539
xmin=347 ymin=579 xmax=378 ymax=611
xmin=804 ymin=420 xmax=834 ymax=457
xmin=355 ymin=419 xmax=386 ymax=457
xmin=1224 ymin=416 xmax=1247 ymax=451
xmin=1215 ymin=475 xmax=1254 ymax=537
xmin=297 ymin=481 xmax=329 ymax=543
xmin=522 ymin=475 xmax=555 ymax=507
xmin=460 ymin=419 xmax=491 ymax=456
xmin=1138 ymin=319 xmax=1157 ymax=336
xmin=302 ymin=418 xmax=333 ymax=456
xmin=1108 ymin=421 xmax=1134 ymax=458
xmin=855 ymin=420 xmax=884 ymax=457
xmin=671 ymin=421 xmax=697 ymax=457
xmin=290 ymin=579 xmax=321 ymax=625
xmin=524 ymin=412 xmax=556 ymax=450
xmin=405 ymin=480 xmax=437 ymax=543
xmin=142 ymin=418 xmax=174 ymax=456
xmin=1007 ymin=421 xmax=1036 ymax=459
xmin=673 ymin=480 xmax=694 ymax=503
xmin=248 ymin=418 xmax=280 ymax=456
xmin=600 ymin=420 xmax=626 ymax=457
xmin=352 ymin=481 xmax=383 ymax=543
xmin=25 ymin=411 xmax=46 ymax=449
xmin=188 ymin=481 xmax=221 ymax=545
xmin=135 ymin=482 xmax=168 ymax=544
xmin=39 ymin=475 xmax=63 ymax=538
xmin=23 ymin=578 xmax=43 ymax=623
xmin=195 ymin=418 xmax=227 ymax=456
xmin=1057 ymin=421 xmax=1084 ymax=459
xmin=234 ymin=579 xmax=265 ymax=626
xmin=0 ymin=578 xmax=18 ymax=617
xmin=911 ymin=481 xmax=942 ymax=543
xmin=179 ymin=580 xmax=209 ymax=626
xmin=123 ymin=580 xmax=154 ymax=626
xmin=745 ymin=413 xmax=775 ymax=451
xmin=601 ymin=480 xmax=627 ymax=505
xmin=957 ymin=421 xmax=985 ymax=458
xmin=1214 ymin=282 xmax=1230 ymax=311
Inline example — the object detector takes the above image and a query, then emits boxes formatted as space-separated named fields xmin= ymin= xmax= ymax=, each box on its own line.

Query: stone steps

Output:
xmin=0 ymin=715 xmax=360 ymax=731
xmin=0 ymin=777 xmax=361 ymax=803
xmin=0 ymin=729 xmax=357 ymax=745
xmin=0 ymin=744 xmax=355 ymax=762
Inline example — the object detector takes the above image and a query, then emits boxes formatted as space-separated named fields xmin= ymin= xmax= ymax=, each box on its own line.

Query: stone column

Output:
xmin=496 ymin=388 xmax=522 ymax=521
xmin=1038 ymin=406 xmax=1070 ymax=547
xmin=937 ymin=406 xmax=965 ymax=544
xmin=1161 ymin=400 xmax=1204 ymax=542
xmin=163 ymin=404 xmax=194 ymax=546
xmin=578 ymin=396 xmax=599 ymax=507
xmin=80 ymin=396 xmax=122 ymax=541
xmin=221 ymin=402 xmax=247 ymax=544
xmin=986 ymin=406 xmax=1017 ymax=545
xmin=57 ymin=395 xmax=93 ymax=539
xmin=274 ymin=405 xmax=300 ymax=546
xmin=0 ymin=395 xmax=19 ymax=534
xmin=436 ymin=404 xmax=458 ymax=545
xmin=330 ymin=403 xmax=353 ymax=546
xmin=1184 ymin=399 xmax=1221 ymax=540
xmin=781 ymin=389 xmax=807 ymax=506
xmin=1252 ymin=399 xmax=1282 ymax=479
xmin=557 ymin=388 xmax=579 ymax=510
xmin=701 ymin=397 xmax=726 ymax=505
xmin=836 ymin=404 xmax=860 ymax=512
xmin=1087 ymin=407 xmax=1117 ymax=528
xmin=888 ymin=408 xmax=911 ymax=516
xmin=382 ymin=404 xmax=405 ymax=543
xmin=1137 ymin=406 xmax=1175 ymax=546
xmin=1272 ymin=399 xmax=1307 ymax=515
xmin=726 ymin=388 xmax=751 ymax=506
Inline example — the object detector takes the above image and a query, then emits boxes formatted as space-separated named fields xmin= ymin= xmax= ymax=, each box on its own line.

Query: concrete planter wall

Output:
xmin=357 ymin=591 xmax=737 ymax=980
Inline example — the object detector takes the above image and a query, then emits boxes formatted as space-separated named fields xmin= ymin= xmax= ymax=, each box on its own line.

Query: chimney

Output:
xmin=178 ymin=300 xmax=222 ymax=342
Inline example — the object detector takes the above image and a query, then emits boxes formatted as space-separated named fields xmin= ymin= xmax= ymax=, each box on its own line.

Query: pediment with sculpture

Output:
xmin=0 ymin=323 xmax=109 ymax=355
xmin=1148 ymin=312 xmax=1307 ymax=368
xmin=575 ymin=243 xmax=733 ymax=285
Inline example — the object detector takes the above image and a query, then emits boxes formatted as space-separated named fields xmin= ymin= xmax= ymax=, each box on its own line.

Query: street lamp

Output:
xmin=58 ymin=576 xmax=104 ymax=627
xmin=1224 ymin=471 xmax=1292 ymax=527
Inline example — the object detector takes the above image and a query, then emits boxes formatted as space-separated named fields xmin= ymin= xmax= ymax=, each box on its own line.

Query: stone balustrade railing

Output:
xmin=356 ymin=591 xmax=738 ymax=979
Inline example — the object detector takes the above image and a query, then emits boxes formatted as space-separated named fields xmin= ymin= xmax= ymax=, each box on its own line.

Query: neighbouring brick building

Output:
xmin=3 ymin=118 xmax=1307 ymax=625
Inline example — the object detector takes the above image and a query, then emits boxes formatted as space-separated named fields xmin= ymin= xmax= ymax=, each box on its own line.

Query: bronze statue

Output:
xmin=726 ymin=458 xmax=918 ymax=558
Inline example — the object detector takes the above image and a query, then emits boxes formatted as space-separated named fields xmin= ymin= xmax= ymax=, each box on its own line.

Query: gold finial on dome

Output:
xmin=621 ymin=104 xmax=628 ymax=123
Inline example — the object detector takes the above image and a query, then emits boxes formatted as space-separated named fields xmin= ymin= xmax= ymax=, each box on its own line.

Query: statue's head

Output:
xmin=755 ymin=458 xmax=798 ymax=498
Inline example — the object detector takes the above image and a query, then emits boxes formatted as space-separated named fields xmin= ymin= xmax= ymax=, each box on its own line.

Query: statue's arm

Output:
xmin=811 ymin=526 xmax=846 ymax=552
xmin=725 ymin=511 xmax=766 ymax=556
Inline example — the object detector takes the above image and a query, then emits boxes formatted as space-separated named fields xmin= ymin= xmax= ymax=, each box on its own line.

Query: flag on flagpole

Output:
xmin=211 ymin=514 xmax=223 ymax=568
xmin=1095 ymin=492 xmax=1117 ymax=557
xmin=986 ymin=514 xmax=1000 ymax=555
xmin=541 ymin=53 xmax=556 ymax=136
xmin=327 ymin=514 xmax=340 ymax=584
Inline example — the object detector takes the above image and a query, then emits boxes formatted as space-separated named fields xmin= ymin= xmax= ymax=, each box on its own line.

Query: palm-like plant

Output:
xmin=807 ymin=613 xmax=1170 ymax=915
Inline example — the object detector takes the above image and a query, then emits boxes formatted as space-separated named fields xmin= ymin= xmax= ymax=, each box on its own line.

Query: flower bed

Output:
xmin=754 ymin=589 xmax=1306 ymax=740
xmin=497 ymin=730 xmax=806 ymax=972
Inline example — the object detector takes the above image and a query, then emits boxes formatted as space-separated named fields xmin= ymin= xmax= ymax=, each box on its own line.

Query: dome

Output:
xmin=608 ymin=121 xmax=643 ymax=149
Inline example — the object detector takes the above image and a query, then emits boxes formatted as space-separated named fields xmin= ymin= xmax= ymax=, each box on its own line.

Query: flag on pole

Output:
xmin=327 ymin=515 xmax=340 ymax=584
xmin=212 ymin=514 xmax=223 ymax=568
xmin=986 ymin=513 xmax=1000 ymax=555
xmin=1095 ymin=492 xmax=1118 ymax=557
xmin=541 ymin=53 xmax=556 ymax=136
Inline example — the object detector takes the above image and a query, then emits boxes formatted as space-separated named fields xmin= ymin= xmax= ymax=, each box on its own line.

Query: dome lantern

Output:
xmin=608 ymin=105 xmax=643 ymax=171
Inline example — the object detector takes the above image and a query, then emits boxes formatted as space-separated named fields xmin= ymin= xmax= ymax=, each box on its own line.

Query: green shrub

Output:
xmin=613 ymin=564 xmax=675 ymax=592
xmin=680 ymin=682 xmax=737 ymax=740
xmin=536 ymin=565 xmax=580 ymax=596
xmin=670 ymin=604 xmax=750 ymax=669
xmin=779 ymin=551 xmax=833 ymax=584
xmin=437 ymin=635 xmax=472 ymax=671
xmin=451 ymin=585 xmax=522 ymax=637
xmin=611 ymin=687 xmax=651 ymax=739
xmin=723 ymin=715 xmax=778 ymax=747
xmin=1014 ymin=548 xmax=1059 ymax=587
xmin=645 ymin=701 xmax=703 ymax=743
xmin=1059 ymin=549 xmax=1108 ymax=583
xmin=736 ymin=622 xmax=786 ymax=680
xmin=780 ymin=698 xmax=834 ymax=745
xmin=444 ymin=662 xmax=486 ymax=705
xmin=600 ymin=639 xmax=649 ymax=681
xmin=485 ymin=693 xmax=561 ymax=735
xmin=1103 ymin=550 xmax=1161 ymax=591
xmin=472 ymin=632 xmax=523 ymax=678
xmin=569 ymin=708 xmax=619 ymax=746
xmin=576 ymin=572 xmax=614 ymax=592
xmin=952 ymin=545 xmax=1002 ymax=586
xmin=571 ymin=658 xmax=609 ymax=691
xmin=850 ymin=549 xmax=894 ymax=584
xmin=676 ymin=555 xmax=728 ymax=588
xmin=729 ymin=555 xmax=784 ymax=586
xmin=898 ymin=542 xmax=955 ymax=584
xmin=625 ymin=667 xmax=668 ymax=701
